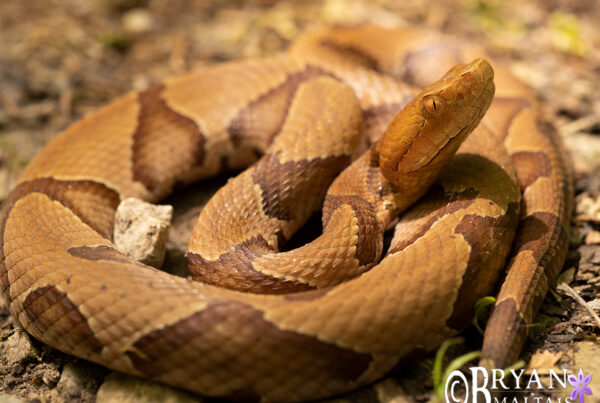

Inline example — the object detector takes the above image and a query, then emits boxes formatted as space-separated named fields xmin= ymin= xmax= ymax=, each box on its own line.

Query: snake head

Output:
xmin=378 ymin=58 xmax=495 ymax=189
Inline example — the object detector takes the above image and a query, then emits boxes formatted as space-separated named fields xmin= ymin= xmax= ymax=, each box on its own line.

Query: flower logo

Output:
xmin=569 ymin=369 xmax=592 ymax=403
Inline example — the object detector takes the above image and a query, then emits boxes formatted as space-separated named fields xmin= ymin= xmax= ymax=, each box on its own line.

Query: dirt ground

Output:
xmin=1 ymin=0 xmax=600 ymax=402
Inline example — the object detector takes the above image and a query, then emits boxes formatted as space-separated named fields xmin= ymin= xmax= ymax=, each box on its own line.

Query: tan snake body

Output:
xmin=0 ymin=26 xmax=573 ymax=401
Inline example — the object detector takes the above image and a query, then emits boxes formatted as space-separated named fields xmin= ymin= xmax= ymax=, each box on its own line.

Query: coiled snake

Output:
xmin=0 ymin=26 xmax=573 ymax=401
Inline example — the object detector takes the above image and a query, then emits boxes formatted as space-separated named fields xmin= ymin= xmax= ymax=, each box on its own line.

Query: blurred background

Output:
xmin=0 ymin=0 xmax=599 ymax=402
xmin=0 ymin=0 xmax=598 ymax=197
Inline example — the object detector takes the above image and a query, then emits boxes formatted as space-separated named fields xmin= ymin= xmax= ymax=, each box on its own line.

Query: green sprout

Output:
xmin=472 ymin=296 xmax=496 ymax=335
xmin=433 ymin=337 xmax=481 ymax=399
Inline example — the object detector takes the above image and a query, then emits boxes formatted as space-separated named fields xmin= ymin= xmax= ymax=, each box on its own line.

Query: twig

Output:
xmin=559 ymin=114 xmax=600 ymax=136
xmin=556 ymin=282 xmax=600 ymax=329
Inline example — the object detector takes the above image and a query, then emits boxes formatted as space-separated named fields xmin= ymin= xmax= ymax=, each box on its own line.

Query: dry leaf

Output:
xmin=586 ymin=230 xmax=600 ymax=245
xmin=526 ymin=350 xmax=563 ymax=374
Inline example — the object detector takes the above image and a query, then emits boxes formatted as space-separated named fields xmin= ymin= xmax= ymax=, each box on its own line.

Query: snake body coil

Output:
xmin=0 ymin=26 xmax=573 ymax=402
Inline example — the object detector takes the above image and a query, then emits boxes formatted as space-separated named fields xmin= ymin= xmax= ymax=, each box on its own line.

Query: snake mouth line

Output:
xmin=409 ymin=105 xmax=482 ymax=172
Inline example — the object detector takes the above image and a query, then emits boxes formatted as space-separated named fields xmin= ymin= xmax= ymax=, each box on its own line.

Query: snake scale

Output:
xmin=0 ymin=26 xmax=573 ymax=401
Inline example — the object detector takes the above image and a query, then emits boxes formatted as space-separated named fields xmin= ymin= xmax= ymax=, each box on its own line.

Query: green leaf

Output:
xmin=472 ymin=296 xmax=496 ymax=335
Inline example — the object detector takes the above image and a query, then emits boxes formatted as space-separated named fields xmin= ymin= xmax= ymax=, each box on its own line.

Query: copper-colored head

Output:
xmin=378 ymin=58 xmax=495 ymax=188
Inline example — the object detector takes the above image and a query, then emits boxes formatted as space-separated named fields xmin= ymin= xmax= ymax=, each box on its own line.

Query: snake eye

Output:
xmin=423 ymin=95 xmax=445 ymax=115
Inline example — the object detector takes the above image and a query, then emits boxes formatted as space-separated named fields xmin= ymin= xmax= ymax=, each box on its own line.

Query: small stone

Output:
xmin=57 ymin=360 xmax=106 ymax=402
xmin=41 ymin=364 xmax=61 ymax=387
xmin=122 ymin=8 xmax=154 ymax=34
xmin=96 ymin=372 xmax=201 ymax=403
xmin=0 ymin=392 xmax=27 ymax=403
xmin=114 ymin=198 xmax=173 ymax=268
xmin=374 ymin=378 xmax=410 ymax=403
xmin=4 ymin=329 xmax=39 ymax=369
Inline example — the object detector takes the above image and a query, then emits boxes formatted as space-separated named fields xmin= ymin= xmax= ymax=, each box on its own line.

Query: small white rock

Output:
xmin=114 ymin=198 xmax=173 ymax=268
xmin=4 ymin=329 xmax=39 ymax=369
xmin=96 ymin=372 xmax=201 ymax=403
xmin=121 ymin=8 xmax=154 ymax=34
xmin=374 ymin=378 xmax=410 ymax=403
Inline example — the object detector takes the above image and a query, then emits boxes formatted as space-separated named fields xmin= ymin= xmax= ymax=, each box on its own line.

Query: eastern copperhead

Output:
xmin=0 ymin=26 xmax=573 ymax=401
